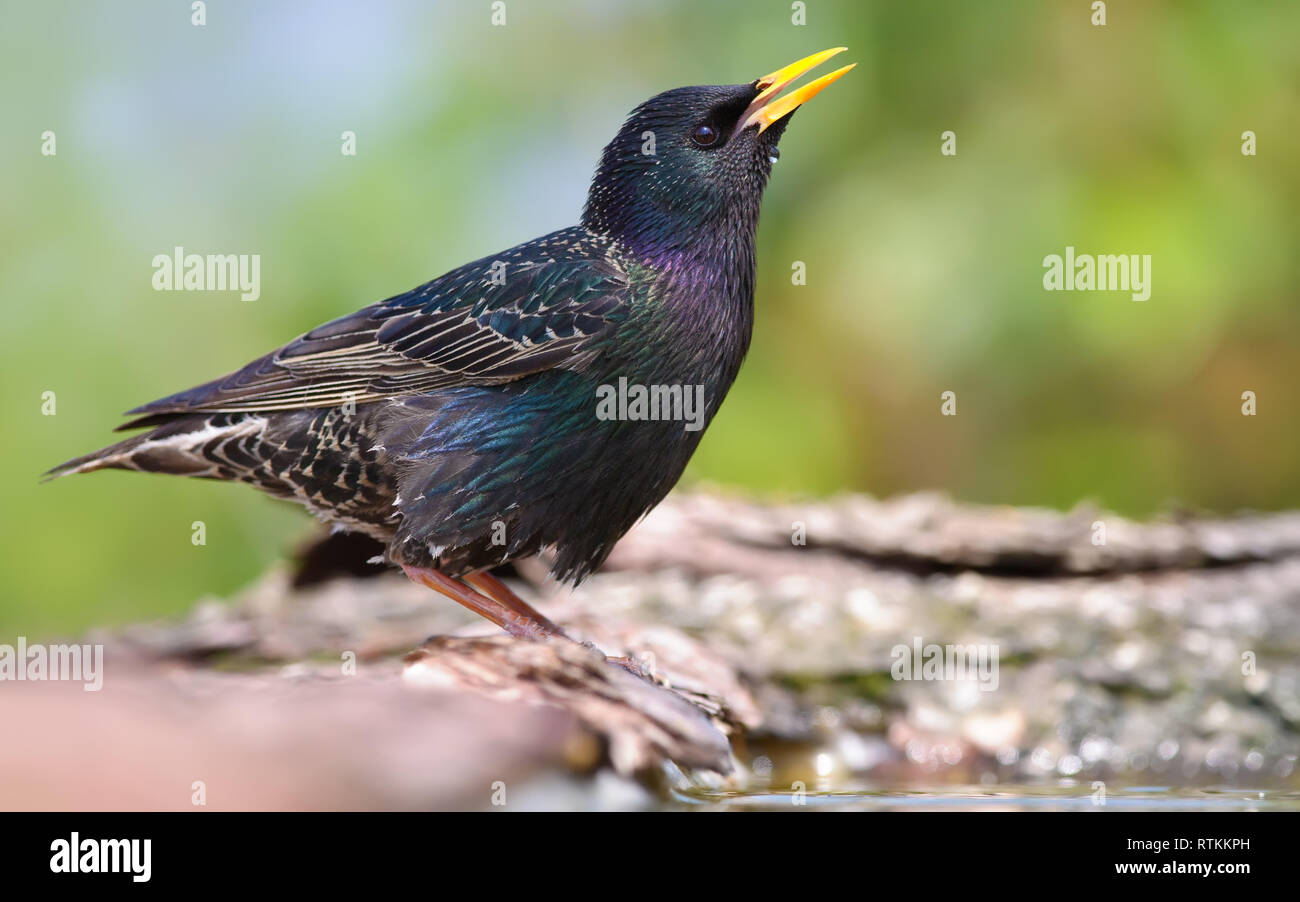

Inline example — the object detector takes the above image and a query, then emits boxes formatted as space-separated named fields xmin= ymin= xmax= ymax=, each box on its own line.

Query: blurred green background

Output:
xmin=2 ymin=1 xmax=1296 ymax=636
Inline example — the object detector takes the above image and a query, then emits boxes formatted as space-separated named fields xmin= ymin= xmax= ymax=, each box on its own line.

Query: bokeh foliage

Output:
xmin=2 ymin=0 xmax=1296 ymax=634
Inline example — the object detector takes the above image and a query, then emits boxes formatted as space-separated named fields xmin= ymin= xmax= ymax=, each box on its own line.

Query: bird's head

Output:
xmin=582 ymin=48 xmax=854 ymax=263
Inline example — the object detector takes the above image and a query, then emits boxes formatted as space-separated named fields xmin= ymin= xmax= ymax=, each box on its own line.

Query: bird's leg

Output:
xmin=404 ymin=567 xmax=641 ymax=676
xmin=401 ymin=565 xmax=558 ymax=641
xmin=464 ymin=574 xmax=646 ymax=673
xmin=466 ymin=574 xmax=648 ymax=674
xmin=463 ymin=571 xmax=570 ymax=640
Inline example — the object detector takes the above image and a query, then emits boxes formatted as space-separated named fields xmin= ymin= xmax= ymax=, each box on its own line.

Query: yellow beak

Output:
xmin=736 ymin=47 xmax=855 ymax=136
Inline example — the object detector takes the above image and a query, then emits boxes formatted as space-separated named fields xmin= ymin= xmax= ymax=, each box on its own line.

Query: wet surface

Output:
xmin=672 ymin=782 xmax=1300 ymax=812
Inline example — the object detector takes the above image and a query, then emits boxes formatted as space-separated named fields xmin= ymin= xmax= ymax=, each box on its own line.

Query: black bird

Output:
xmin=47 ymin=49 xmax=854 ymax=639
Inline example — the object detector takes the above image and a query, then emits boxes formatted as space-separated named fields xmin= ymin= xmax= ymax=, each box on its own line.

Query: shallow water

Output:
xmin=672 ymin=783 xmax=1300 ymax=812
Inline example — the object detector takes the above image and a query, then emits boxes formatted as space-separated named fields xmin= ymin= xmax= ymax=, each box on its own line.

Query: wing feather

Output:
xmin=121 ymin=228 xmax=627 ymax=426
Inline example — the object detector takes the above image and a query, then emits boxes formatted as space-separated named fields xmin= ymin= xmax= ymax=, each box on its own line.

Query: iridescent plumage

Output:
xmin=48 ymin=55 xmax=851 ymax=618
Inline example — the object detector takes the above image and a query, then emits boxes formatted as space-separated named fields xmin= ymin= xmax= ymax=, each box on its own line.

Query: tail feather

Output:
xmin=44 ymin=407 xmax=399 ymax=543
xmin=43 ymin=415 xmax=264 ymax=482
xmin=43 ymin=432 xmax=153 ymax=481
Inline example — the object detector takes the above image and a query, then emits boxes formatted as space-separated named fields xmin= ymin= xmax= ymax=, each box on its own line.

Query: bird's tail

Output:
xmin=42 ymin=414 xmax=264 ymax=483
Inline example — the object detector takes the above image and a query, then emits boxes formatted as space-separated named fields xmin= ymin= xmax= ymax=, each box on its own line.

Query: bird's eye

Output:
xmin=691 ymin=124 xmax=720 ymax=148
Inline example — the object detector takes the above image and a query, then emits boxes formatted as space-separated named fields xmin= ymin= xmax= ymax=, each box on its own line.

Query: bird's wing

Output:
xmin=121 ymin=233 xmax=628 ymax=425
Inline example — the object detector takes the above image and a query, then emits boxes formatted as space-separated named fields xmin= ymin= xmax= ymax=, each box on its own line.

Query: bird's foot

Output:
xmin=604 ymin=654 xmax=649 ymax=677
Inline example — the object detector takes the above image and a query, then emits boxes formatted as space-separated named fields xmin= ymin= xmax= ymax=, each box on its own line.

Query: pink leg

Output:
xmin=402 ymin=565 xmax=558 ymax=641
xmin=464 ymin=571 xmax=569 ymax=639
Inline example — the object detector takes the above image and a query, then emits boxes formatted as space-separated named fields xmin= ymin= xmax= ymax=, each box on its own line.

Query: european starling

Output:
xmin=47 ymin=49 xmax=854 ymax=639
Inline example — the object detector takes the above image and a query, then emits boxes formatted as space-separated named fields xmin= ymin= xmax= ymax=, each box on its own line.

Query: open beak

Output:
xmin=734 ymin=47 xmax=855 ymax=138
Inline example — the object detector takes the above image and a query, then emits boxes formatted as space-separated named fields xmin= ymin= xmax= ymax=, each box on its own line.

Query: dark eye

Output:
xmin=691 ymin=124 xmax=719 ymax=147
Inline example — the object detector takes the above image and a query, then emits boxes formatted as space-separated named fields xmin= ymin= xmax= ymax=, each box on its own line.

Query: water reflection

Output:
xmin=674 ymin=783 xmax=1300 ymax=812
